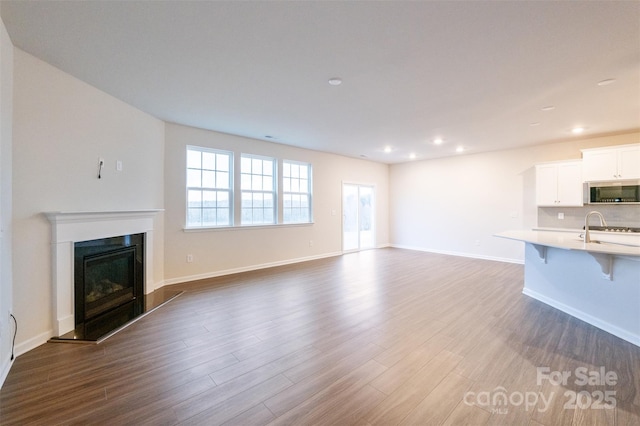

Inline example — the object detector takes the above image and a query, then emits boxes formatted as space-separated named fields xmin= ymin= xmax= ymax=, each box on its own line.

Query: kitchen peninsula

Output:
xmin=496 ymin=229 xmax=640 ymax=347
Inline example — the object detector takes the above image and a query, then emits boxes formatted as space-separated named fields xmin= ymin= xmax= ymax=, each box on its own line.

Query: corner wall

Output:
xmin=390 ymin=132 xmax=640 ymax=263
xmin=0 ymin=16 xmax=14 ymax=386
xmin=163 ymin=123 xmax=390 ymax=284
xmin=11 ymin=49 xmax=165 ymax=354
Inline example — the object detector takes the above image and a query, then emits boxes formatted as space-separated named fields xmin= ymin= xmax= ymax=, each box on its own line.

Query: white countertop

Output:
xmin=495 ymin=229 xmax=640 ymax=257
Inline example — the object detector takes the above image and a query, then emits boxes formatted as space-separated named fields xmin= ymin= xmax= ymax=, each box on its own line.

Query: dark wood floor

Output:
xmin=1 ymin=248 xmax=639 ymax=425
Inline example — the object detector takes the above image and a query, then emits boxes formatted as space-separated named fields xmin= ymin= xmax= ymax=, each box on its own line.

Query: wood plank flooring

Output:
xmin=1 ymin=248 xmax=639 ymax=425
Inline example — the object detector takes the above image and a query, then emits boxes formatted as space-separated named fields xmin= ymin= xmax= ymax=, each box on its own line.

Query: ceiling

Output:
xmin=1 ymin=1 xmax=639 ymax=164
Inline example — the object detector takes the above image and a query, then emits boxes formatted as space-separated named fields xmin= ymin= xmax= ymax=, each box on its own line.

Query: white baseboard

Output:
xmin=162 ymin=251 xmax=344 ymax=286
xmin=0 ymin=356 xmax=14 ymax=389
xmin=523 ymin=287 xmax=640 ymax=347
xmin=14 ymin=329 xmax=53 ymax=358
xmin=390 ymin=244 xmax=524 ymax=265
xmin=144 ymin=280 xmax=169 ymax=295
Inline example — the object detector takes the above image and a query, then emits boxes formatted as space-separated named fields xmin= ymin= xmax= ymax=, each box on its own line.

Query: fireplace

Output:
xmin=74 ymin=234 xmax=144 ymax=340
xmin=46 ymin=210 xmax=162 ymax=339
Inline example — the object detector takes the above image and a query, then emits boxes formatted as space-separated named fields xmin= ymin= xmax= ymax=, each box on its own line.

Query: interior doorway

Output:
xmin=342 ymin=183 xmax=375 ymax=252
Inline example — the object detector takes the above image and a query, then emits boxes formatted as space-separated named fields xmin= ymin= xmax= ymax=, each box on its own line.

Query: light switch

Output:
xmin=116 ymin=160 xmax=123 ymax=171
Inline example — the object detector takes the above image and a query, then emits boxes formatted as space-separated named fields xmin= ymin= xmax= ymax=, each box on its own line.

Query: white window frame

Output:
xmin=240 ymin=154 xmax=277 ymax=225
xmin=282 ymin=160 xmax=313 ymax=224
xmin=186 ymin=146 xmax=233 ymax=228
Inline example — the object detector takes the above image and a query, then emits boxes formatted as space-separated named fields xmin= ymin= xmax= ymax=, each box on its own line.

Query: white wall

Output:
xmin=390 ymin=132 xmax=640 ymax=263
xmin=11 ymin=49 xmax=165 ymax=353
xmin=0 ymin=16 xmax=14 ymax=386
xmin=164 ymin=123 xmax=390 ymax=284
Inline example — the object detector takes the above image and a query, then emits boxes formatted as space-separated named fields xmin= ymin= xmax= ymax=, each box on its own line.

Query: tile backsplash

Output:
xmin=538 ymin=205 xmax=640 ymax=229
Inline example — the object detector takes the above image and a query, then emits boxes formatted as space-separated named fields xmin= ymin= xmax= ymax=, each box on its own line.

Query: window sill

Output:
xmin=183 ymin=222 xmax=315 ymax=232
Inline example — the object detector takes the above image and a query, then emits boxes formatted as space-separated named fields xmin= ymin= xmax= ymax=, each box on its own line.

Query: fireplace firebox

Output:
xmin=74 ymin=234 xmax=144 ymax=340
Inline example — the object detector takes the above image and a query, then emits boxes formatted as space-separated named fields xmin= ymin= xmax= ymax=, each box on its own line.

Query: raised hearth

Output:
xmin=51 ymin=288 xmax=182 ymax=342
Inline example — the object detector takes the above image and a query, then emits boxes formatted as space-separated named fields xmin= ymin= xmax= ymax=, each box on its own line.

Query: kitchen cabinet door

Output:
xmin=582 ymin=144 xmax=640 ymax=181
xmin=536 ymin=161 xmax=583 ymax=206
xmin=582 ymin=149 xmax=618 ymax=181
xmin=618 ymin=145 xmax=640 ymax=179
xmin=536 ymin=164 xmax=559 ymax=206
xmin=556 ymin=162 xmax=584 ymax=206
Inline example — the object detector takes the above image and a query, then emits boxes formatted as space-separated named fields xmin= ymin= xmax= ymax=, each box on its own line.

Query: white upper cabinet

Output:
xmin=536 ymin=160 xmax=583 ymax=206
xmin=581 ymin=144 xmax=640 ymax=181
xmin=618 ymin=145 xmax=640 ymax=179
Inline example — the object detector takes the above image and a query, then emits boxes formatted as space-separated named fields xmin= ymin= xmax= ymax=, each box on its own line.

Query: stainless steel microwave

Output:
xmin=588 ymin=180 xmax=640 ymax=204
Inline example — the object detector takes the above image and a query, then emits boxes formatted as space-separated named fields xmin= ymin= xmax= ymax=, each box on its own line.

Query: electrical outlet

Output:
xmin=116 ymin=160 xmax=123 ymax=171
xmin=474 ymin=240 xmax=481 ymax=246
xmin=186 ymin=254 xmax=193 ymax=263
xmin=558 ymin=212 xmax=565 ymax=220
xmin=309 ymin=240 xmax=313 ymax=247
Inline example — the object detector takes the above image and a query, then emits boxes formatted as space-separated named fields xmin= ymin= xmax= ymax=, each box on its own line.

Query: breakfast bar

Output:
xmin=496 ymin=229 xmax=640 ymax=347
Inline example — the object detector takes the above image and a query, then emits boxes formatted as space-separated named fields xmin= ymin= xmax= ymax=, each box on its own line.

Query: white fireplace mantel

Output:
xmin=45 ymin=209 xmax=163 ymax=336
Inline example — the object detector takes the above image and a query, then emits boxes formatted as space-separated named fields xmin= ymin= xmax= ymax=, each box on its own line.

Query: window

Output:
xmin=185 ymin=147 xmax=313 ymax=229
xmin=283 ymin=160 xmax=312 ymax=223
xmin=241 ymin=155 xmax=276 ymax=225
xmin=186 ymin=147 xmax=232 ymax=227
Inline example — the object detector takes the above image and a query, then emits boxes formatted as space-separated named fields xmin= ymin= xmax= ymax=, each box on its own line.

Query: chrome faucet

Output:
xmin=584 ymin=211 xmax=607 ymax=243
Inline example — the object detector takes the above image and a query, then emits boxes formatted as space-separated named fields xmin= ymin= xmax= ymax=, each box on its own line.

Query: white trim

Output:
xmin=184 ymin=222 xmax=314 ymax=232
xmin=0 ymin=357 xmax=14 ymax=390
xmin=523 ymin=287 xmax=640 ymax=347
xmin=45 ymin=209 xmax=163 ymax=225
xmin=163 ymin=251 xmax=343 ymax=286
xmin=14 ymin=329 xmax=54 ymax=358
xmin=45 ymin=210 xmax=162 ymax=336
xmin=390 ymin=244 xmax=524 ymax=265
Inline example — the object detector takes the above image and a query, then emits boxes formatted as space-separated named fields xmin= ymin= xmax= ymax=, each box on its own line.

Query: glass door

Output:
xmin=342 ymin=183 xmax=375 ymax=252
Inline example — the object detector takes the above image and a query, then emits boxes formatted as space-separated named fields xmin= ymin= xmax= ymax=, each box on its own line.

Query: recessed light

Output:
xmin=456 ymin=146 xmax=465 ymax=153
xmin=409 ymin=153 xmax=417 ymax=159
xmin=433 ymin=138 xmax=444 ymax=145
xmin=572 ymin=127 xmax=585 ymax=134
xmin=530 ymin=122 xmax=541 ymax=126
xmin=541 ymin=106 xmax=555 ymax=111
xmin=360 ymin=154 xmax=368 ymax=158
xmin=384 ymin=146 xmax=392 ymax=153
xmin=597 ymin=79 xmax=616 ymax=86
xmin=328 ymin=77 xmax=342 ymax=86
